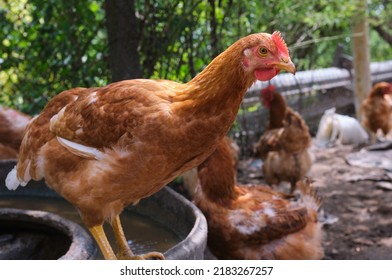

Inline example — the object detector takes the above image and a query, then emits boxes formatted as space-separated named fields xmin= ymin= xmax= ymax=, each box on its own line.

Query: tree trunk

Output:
xmin=104 ymin=0 xmax=142 ymax=82
xmin=352 ymin=0 xmax=371 ymax=120
xmin=208 ymin=0 xmax=219 ymax=58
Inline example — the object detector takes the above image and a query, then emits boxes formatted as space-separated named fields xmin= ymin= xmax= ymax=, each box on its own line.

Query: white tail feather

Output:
xmin=57 ymin=137 xmax=103 ymax=160
xmin=5 ymin=167 xmax=21 ymax=190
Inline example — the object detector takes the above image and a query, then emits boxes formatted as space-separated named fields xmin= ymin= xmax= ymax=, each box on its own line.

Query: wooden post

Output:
xmin=352 ymin=0 xmax=371 ymax=120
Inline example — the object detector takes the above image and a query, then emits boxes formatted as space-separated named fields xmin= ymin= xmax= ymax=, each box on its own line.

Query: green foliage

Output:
xmin=136 ymin=0 xmax=391 ymax=80
xmin=370 ymin=29 xmax=392 ymax=60
xmin=368 ymin=0 xmax=392 ymax=60
xmin=0 ymin=0 xmax=108 ymax=114
xmin=136 ymin=1 xmax=257 ymax=82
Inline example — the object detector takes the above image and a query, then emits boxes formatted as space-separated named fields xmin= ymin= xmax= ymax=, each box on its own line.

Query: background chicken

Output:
xmin=194 ymin=138 xmax=324 ymax=260
xmin=315 ymin=107 xmax=369 ymax=147
xmin=255 ymin=86 xmax=312 ymax=193
xmin=5 ymin=32 xmax=295 ymax=260
xmin=0 ymin=106 xmax=31 ymax=160
xmin=360 ymin=82 xmax=392 ymax=142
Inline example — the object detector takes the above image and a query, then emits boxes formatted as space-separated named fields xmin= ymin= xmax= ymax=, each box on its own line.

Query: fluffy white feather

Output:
xmin=5 ymin=166 xmax=20 ymax=190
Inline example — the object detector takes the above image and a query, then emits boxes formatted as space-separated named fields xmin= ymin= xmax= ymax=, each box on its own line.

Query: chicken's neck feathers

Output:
xmin=174 ymin=42 xmax=254 ymax=117
xmin=268 ymin=93 xmax=287 ymax=129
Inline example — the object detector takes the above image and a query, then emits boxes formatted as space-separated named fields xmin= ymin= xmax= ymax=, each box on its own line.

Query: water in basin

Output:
xmin=0 ymin=196 xmax=181 ymax=259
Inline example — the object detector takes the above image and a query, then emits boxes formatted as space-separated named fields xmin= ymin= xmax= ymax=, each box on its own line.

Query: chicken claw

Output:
xmin=129 ymin=252 xmax=165 ymax=260
xmin=116 ymin=246 xmax=164 ymax=260
xmin=115 ymin=245 xmax=165 ymax=260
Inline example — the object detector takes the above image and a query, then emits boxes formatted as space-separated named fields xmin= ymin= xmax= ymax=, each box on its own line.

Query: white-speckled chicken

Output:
xmin=194 ymin=139 xmax=323 ymax=259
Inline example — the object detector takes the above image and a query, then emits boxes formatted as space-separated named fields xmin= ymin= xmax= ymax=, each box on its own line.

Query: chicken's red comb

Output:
xmin=272 ymin=31 xmax=289 ymax=56
xmin=261 ymin=85 xmax=277 ymax=95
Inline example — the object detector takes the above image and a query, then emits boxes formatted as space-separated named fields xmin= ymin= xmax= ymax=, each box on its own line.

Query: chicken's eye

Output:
xmin=258 ymin=47 xmax=268 ymax=56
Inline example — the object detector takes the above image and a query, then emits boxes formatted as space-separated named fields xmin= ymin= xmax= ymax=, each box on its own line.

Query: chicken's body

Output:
xmin=194 ymin=139 xmax=323 ymax=260
xmin=256 ymin=87 xmax=312 ymax=193
xmin=17 ymin=81 xmax=243 ymax=227
xmin=261 ymin=141 xmax=313 ymax=193
xmin=6 ymin=32 xmax=295 ymax=260
xmin=361 ymin=82 xmax=392 ymax=141
xmin=0 ymin=106 xmax=31 ymax=159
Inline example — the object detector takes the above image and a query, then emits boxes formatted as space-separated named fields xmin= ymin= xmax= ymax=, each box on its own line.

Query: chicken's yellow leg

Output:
xmin=111 ymin=215 xmax=165 ymax=260
xmin=110 ymin=215 xmax=134 ymax=259
xmin=89 ymin=225 xmax=117 ymax=260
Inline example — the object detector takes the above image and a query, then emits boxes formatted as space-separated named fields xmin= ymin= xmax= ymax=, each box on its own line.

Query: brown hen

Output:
xmin=256 ymin=86 xmax=312 ymax=193
xmin=361 ymin=82 xmax=392 ymax=141
xmin=194 ymin=139 xmax=323 ymax=260
xmin=6 ymin=32 xmax=295 ymax=260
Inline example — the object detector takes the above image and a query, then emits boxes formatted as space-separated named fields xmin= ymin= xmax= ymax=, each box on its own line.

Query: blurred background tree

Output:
xmin=0 ymin=0 xmax=107 ymax=113
xmin=0 ymin=0 xmax=391 ymax=115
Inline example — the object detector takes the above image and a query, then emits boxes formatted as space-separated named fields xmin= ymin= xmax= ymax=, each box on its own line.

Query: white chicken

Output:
xmin=316 ymin=108 xmax=368 ymax=147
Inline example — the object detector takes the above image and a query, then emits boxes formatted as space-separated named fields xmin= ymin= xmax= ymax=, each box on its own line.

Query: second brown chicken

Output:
xmin=256 ymin=86 xmax=312 ymax=193
xmin=194 ymin=138 xmax=324 ymax=260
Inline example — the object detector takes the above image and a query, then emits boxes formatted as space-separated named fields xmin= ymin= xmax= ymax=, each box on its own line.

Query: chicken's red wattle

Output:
xmin=255 ymin=68 xmax=281 ymax=81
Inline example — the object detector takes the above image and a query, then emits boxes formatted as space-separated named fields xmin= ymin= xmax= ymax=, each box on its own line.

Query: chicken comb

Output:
xmin=261 ymin=85 xmax=277 ymax=95
xmin=272 ymin=31 xmax=289 ymax=56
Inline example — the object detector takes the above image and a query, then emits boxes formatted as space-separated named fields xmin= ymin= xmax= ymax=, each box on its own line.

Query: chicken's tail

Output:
xmin=5 ymin=166 xmax=27 ymax=190
xmin=296 ymin=177 xmax=322 ymax=212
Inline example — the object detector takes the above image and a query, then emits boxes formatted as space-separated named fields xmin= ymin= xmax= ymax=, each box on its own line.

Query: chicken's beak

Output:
xmin=274 ymin=58 xmax=296 ymax=75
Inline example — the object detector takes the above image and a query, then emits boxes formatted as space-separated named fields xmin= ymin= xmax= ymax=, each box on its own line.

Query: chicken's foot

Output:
xmin=111 ymin=215 xmax=165 ymax=260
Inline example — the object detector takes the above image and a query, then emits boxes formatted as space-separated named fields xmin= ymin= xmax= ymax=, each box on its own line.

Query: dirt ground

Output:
xmin=235 ymin=140 xmax=392 ymax=260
